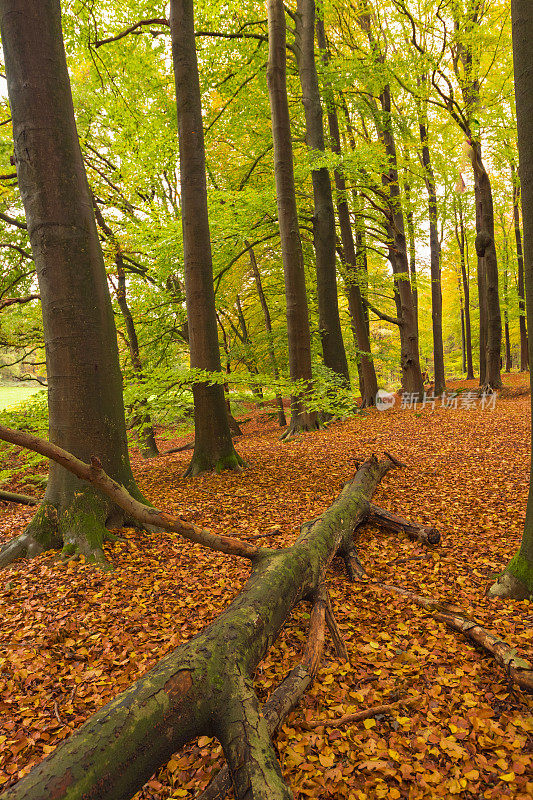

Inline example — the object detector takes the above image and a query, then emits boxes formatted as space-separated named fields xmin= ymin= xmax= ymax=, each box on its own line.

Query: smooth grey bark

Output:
xmin=0 ymin=0 xmax=142 ymax=568
xmin=170 ymin=0 xmax=243 ymax=475
xmin=294 ymin=0 xmax=350 ymax=387
xmin=315 ymin=12 xmax=378 ymax=406
xmin=267 ymin=0 xmax=319 ymax=437
xmin=489 ymin=0 xmax=533 ymax=598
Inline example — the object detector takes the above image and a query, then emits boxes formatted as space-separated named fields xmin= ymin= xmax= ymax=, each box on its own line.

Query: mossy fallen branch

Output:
xmin=0 ymin=423 xmax=396 ymax=800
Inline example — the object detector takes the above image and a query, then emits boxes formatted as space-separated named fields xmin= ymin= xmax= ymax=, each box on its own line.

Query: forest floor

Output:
xmin=0 ymin=373 xmax=532 ymax=800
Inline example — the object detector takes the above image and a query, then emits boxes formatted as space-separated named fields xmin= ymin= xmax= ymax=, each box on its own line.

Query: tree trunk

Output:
xmin=315 ymin=14 xmax=378 ymax=407
xmin=502 ymin=230 xmax=512 ymax=373
xmin=489 ymin=0 xmax=533 ymax=598
xmin=93 ymin=201 xmax=159 ymax=458
xmin=170 ymin=0 xmax=243 ymax=475
xmin=379 ymin=87 xmax=424 ymax=397
xmin=216 ymin=314 xmax=244 ymax=438
xmin=460 ymin=304 xmax=467 ymax=374
xmin=457 ymin=268 xmax=466 ymax=373
xmin=0 ymin=444 xmax=396 ymax=800
xmin=294 ymin=0 xmax=350 ymax=387
xmin=267 ymin=0 xmax=319 ymax=437
xmin=236 ymin=295 xmax=264 ymax=399
xmin=403 ymin=178 xmax=418 ymax=335
xmin=247 ymin=243 xmax=287 ymax=427
xmin=472 ymin=140 xmax=502 ymax=390
xmin=0 ymin=0 xmax=142 ymax=569
xmin=354 ymin=5 xmax=423 ymax=397
xmin=455 ymin=201 xmax=475 ymax=379
xmin=419 ymin=117 xmax=445 ymax=394
xmin=511 ymin=160 xmax=529 ymax=370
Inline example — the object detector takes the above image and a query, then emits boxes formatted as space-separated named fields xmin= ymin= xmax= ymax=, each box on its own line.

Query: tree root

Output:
xmin=340 ymin=545 xmax=367 ymax=581
xmin=487 ymin=552 xmax=533 ymax=599
xmin=0 ymin=503 xmax=60 ymax=569
xmin=279 ymin=412 xmax=321 ymax=441
xmin=183 ymin=448 xmax=245 ymax=477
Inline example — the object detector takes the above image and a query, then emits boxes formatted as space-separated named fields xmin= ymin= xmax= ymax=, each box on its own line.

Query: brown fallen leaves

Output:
xmin=0 ymin=373 xmax=533 ymax=799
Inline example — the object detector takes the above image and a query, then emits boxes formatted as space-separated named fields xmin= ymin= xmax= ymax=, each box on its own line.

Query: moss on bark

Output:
xmin=488 ymin=552 xmax=533 ymax=599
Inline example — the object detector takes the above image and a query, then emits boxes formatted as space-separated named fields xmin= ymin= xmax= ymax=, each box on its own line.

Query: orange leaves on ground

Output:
xmin=0 ymin=374 xmax=533 ymax=798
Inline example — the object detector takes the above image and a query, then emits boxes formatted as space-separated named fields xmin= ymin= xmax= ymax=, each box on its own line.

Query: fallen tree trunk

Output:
xmin=0 ymin=489 xmax=39 ymax=506
xmin=367 ymin=504 xmax=441 ymax=546
xmin=0 ymin=423 xmax=395 ymax=800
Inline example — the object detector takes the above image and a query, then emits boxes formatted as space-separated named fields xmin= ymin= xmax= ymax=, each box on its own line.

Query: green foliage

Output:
xmin=0 ymin=391 xmax=48 ymax=486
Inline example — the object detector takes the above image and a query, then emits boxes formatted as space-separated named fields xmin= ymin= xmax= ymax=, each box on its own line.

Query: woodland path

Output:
xmin=0 ymin=374 xmax=532 ymax=800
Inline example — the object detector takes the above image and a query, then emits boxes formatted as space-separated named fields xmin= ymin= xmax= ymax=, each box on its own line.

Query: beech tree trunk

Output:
xmin=267 ymin=0 xmax=319 ymax=437
xmin=355 ymin=4 xmax=423 ymax=397
xmin=490 ymin=0 xmax=533 ymax=598
xmin=0 ymin=446 xmax=395 ymax=800
xmin=419 ymin=115 xmax=445 ymax=395
xmin=170 ymin=0 xmax=243 ymax=475
xmin=379 ymin=87 xmax=424 ymax=397
xmin=511 ymin=160 xmax=529 ymax=370
xmin=315 ymin=14 xmax=378 ymax=407
xmin=502 ymin=232 xmax=512 ymax=373
xmin=472 ymin=140 xmax=502 ymax=390
xmin=294 ymin=0 xmax=350 ymax=387
xmin=404 ymin=181 xmax=419 ymax=335
xmin=247 ymin=243 xmax=287 ymax=427
xmin=455 ymin=201 xmax=475 ymax=379
xmin=0 ymin=0 xmax=143 ymax=568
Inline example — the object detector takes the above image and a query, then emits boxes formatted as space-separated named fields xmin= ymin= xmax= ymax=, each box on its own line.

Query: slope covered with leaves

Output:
xmin=0 ymin=375 xmax=532 ymax=800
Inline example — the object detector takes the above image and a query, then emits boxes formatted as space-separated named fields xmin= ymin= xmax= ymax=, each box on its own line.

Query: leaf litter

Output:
xmin=0 ymin=373 xmax=532 ymax=799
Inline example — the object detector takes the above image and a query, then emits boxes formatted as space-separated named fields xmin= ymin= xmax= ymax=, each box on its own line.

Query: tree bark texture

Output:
xmin=294 ymin=0 xmax=350 ymax=387
xmin=267 ymin=0 xmax=319 ymax=437
xmin=490 ymin=0 xmax=533 ymax=598
xmin=170 ymin=0 xmax=243 ymax=475
xmin=0 ymin=0 xmax=142 ymax=568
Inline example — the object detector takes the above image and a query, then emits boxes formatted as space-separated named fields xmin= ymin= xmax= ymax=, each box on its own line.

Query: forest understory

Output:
xmin=1 ymin=374 xmax=532 ymax=800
